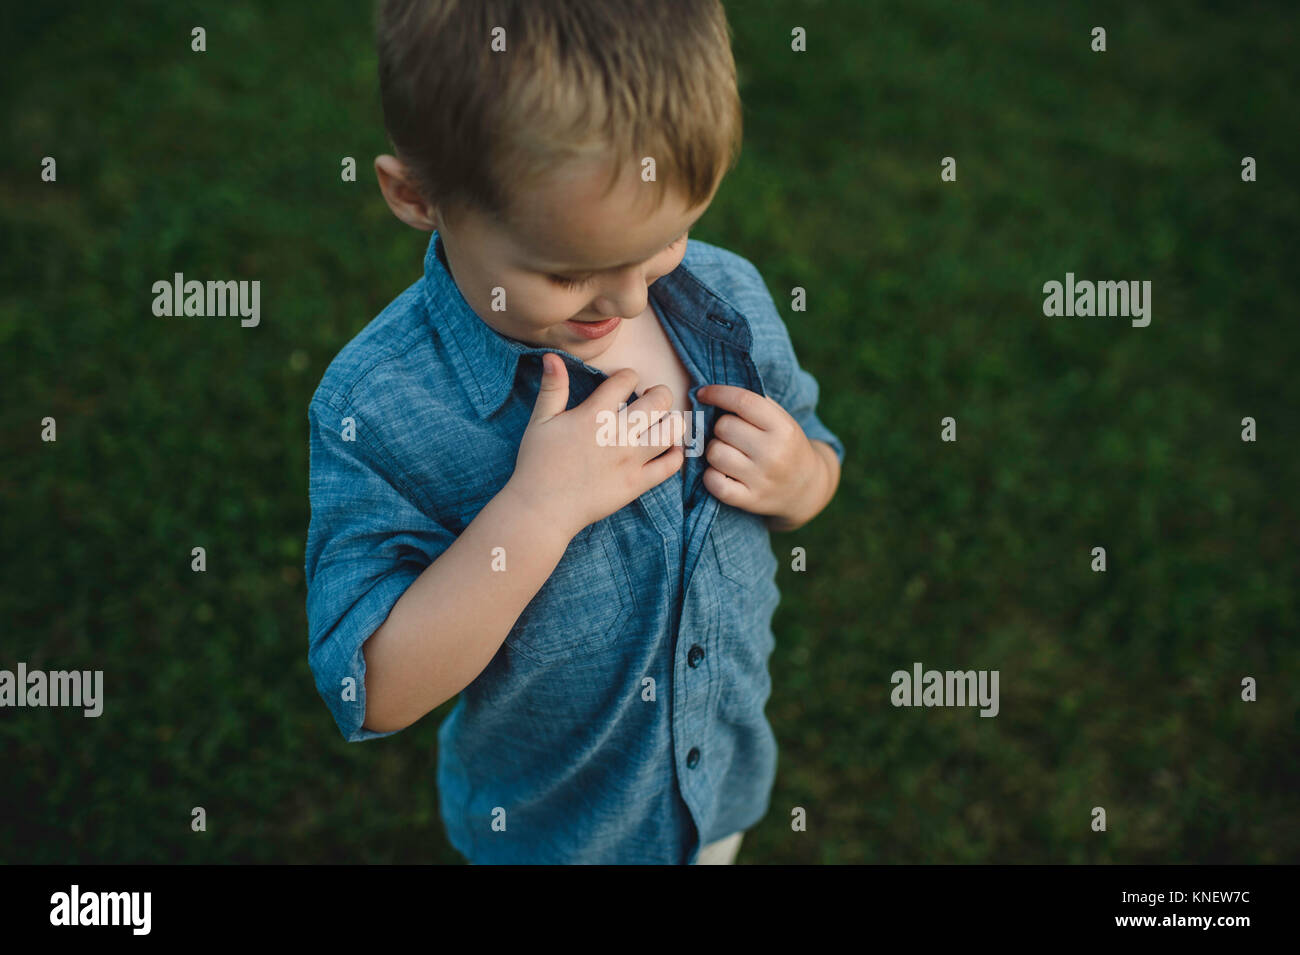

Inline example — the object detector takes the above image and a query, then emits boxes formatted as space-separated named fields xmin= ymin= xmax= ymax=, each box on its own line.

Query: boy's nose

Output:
xmin=592 ymin=273 xmax=649 ymax=318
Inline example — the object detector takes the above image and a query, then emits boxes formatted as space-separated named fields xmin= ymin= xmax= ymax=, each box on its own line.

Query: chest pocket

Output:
xmin=710 ymin=502 xmax=779 ymax=589
xmin=506 ymin=519 xmax=636 ymax=666
xmin=708 ymin=503 xmax=780 ymax=719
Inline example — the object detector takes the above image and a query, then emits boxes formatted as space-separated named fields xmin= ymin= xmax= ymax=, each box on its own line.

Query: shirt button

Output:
xmin=687 ymin=645 xmax=704 ymax=668
xmin=687 ymin=747 xmax=700 ymax=769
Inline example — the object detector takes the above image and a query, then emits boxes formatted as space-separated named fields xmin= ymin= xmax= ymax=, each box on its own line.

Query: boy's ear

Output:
xmin=374 ymin=155 xmax=437 ymax=231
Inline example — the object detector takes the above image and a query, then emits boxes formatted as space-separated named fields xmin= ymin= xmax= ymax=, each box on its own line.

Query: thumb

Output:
xmin=529 ymin=352 xmax=570 ymax=424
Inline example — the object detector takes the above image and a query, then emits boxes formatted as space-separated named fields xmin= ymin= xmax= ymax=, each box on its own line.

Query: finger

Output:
xmin=583 ymin=366 xmax=640 ymax=414
xmin=625 ymin=384 xmax=674 ymax=444
xmin=705 ymin=437 xmax=754 ymax=483
xmin=695 ymin=384 xmax=777 ymax=427
xmin=712 ymin=411 xmax=767 ymax=458
xmin=631 ymin=408 xmax=684 ymax=462
xmin=529 ymin=353 xmax=570 ymax=424
xmin=639 ymin=444 xmax=685 ymax=492
xmin=650 ymin=408 xmax=686 ymax=450
xmin=702 ymin=464 xmax=751 ymax=507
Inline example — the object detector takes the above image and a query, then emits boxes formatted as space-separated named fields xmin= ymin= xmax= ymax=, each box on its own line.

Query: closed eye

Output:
xmin=547 ymin=272 xmax=594 ymax=290
xmin=545 ymin=233 xmax=687 ymax=290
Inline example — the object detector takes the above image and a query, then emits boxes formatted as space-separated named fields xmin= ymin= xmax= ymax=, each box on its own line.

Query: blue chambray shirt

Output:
xmin=306 ymin=231 xmax=845 ymax=864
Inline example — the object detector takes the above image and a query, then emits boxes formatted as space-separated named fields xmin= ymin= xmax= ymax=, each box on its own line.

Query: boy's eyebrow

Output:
xmin=537 ymin=216 xmax=702 ymax=273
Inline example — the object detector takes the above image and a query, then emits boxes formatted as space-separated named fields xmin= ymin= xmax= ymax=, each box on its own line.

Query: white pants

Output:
xmin=693 ymin=830 xmax=744 ymax=865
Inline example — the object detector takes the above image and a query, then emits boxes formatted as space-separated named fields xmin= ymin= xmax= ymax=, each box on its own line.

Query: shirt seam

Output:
xmin=316 ymin=326 xmax=430 ymax=417
xmin=311 ymin=390 xmax=435 ymax=515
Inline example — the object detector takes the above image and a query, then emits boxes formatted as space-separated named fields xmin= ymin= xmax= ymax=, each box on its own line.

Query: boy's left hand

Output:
xmin=695 ymin=384 xmax=833 ymax=532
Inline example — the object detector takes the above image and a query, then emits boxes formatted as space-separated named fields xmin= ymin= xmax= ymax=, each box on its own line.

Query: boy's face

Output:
xmin=434 ymin=158 xmax=713 ymax=362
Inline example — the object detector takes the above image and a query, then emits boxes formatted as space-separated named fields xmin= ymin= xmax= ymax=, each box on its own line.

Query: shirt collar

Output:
xmin=420 ymin=230 xmax=754 ymax=420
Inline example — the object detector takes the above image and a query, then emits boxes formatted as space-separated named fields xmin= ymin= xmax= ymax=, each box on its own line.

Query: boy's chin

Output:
xmin=498 ymin=318 xmax=620 ymax=355
xmin=500 ymin=325 xmax=583 ymax=350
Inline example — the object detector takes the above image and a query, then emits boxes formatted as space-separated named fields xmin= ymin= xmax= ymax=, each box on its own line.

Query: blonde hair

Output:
xmin=376 ymin=0 xmax=742 ymax=227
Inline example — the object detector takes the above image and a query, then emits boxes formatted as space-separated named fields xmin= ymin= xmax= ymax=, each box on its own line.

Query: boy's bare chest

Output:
xmin=586 ymin=305 xmax=694 ymax=412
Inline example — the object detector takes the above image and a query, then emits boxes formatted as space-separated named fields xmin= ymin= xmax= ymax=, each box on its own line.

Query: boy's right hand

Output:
xmin=503 ymin=352 xmax=685 ymax=539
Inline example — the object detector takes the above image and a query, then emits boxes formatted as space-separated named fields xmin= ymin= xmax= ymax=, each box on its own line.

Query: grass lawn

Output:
xmin=1 ymin=0 xmax=1296 ymax=862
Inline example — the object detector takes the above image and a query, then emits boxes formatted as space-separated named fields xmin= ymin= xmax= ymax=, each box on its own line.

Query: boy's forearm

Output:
xmin=764 ymin=439 xmax=840 ymax=533
xmin=360 ymin=481 xmax=574 ymax=733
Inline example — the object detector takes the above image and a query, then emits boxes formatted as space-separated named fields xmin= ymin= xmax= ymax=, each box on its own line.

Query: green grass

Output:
xmin=1 ymin=0 xmax=1297 ymax=863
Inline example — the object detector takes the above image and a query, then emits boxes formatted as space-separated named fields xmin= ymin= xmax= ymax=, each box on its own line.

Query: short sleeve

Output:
xmin=740 ymin=263 xmax=846 ymax=468
xmin=304 ymin=395 xmax=458 ymax=742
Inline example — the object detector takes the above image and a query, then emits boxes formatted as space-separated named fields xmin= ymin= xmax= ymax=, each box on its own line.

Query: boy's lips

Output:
xmin=565 ymin=315 xmax=621 ymax=339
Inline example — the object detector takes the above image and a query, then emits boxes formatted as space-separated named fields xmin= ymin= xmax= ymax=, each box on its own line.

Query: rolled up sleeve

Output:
xmin=770 ymin=351 xmax=845 ymax=468
xmin=305 ymin=395 xmax=457 ymax=742
xmin=740 ymin=263 xmax=846 ymax=469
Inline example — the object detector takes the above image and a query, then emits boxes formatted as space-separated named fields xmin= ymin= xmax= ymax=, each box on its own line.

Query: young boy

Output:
xmin=306 ymin=0 xmax=845 ymax=865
